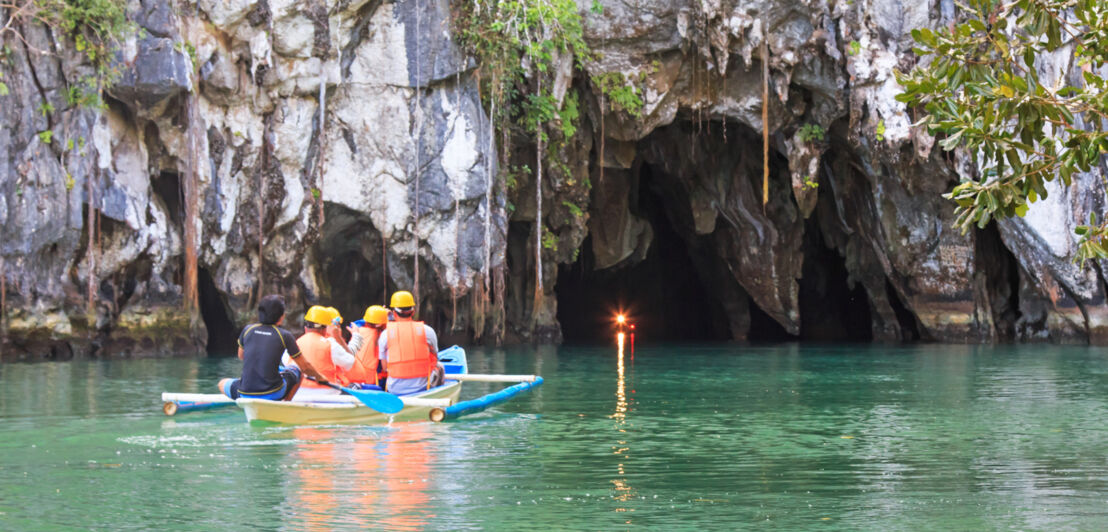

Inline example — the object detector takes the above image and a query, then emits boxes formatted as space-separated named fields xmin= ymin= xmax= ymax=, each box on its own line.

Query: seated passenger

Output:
xmin=345 ymin=305 xmax=390 ymax=388
xmin=377 ymin=291 xmax=445 ymax=395
xmin=218 ymin=295 xmax=328 ymax=400
xmin=285 ymin=305 xmax=356 ymax=398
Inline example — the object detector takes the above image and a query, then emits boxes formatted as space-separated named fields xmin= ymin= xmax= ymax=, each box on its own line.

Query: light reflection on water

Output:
xmin=2 ymin=344 xmax=1108 ymax=529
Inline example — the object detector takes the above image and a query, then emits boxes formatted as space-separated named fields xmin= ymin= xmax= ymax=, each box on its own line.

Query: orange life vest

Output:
xmin=384 ymin=320 xmax=435 ymax=380
xmin=297 ymin=331 xmax=346 ymax=387
xmin=345 ymin=326 xmax=384 ymax=386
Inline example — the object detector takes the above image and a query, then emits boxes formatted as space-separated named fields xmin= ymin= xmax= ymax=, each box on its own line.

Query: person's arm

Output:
xmin=348 ymin=330 xmax=364 ymax=354
xmin=281 ymin=330 xmax=328 ymax=383
xmin=424 ymin=325 xmax=440 ymax=357
xmin=377 ymin=333 xmax=388 ymax=364
xmin=237 ymin=326 xmax=248 ymax=360
xmin=327 ymin=324 xmax=352 ymax=354
xmin=329 ymin=338 xmax=356 ymax=371
xmin=290 ymin=351 xmax=329 ymax=383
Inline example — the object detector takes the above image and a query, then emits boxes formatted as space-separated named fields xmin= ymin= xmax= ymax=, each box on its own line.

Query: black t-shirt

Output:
xmin=237 ymin=323 xmax=302 ymax=394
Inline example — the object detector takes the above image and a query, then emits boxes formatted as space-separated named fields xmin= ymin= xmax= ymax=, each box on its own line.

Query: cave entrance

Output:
xmin=798 ymin=217 xmax=873 ymax=342
xmin=198 ymin=267 xmax=237 ymax=356
xmin=315 ymin=204 xmax=389 ymax=327
xmin=556 ymin=163 xmax=730 ymax=344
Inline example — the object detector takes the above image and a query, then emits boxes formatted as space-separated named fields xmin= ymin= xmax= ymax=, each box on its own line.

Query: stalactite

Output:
xmin=86 ymin=171 xmax=96 ymax=314
xmin=476 ymin=85 xmax=497 ymax=339
xmin=532 ymin=118 xmax=544 ymax=324
xmin=761 ymin=33 xmax=770 ymax=209
xmin=382 ymin=238 xmax=388 ymax=304
xmin=256 ymin=124 xmax=268 ymax=302
xmin=315 ymin=53 xmax=332 ymax=229
xmin=599 ymin=90 xmax=605 ymax=188
xmin=1 ymin=256 xmax=6 ymax=338
xmin=451 ymin=197 xmax=460 ymax=330
xmin=183 ymin=96 xmax=201 ymax=320
xmin=412 ymin=0 xmax=423 ymax=307
xmin=493 ymin=262 xmax=505 ymax=345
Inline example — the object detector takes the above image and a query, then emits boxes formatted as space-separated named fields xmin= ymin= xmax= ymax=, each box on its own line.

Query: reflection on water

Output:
xmin=4 ymin=345 xmax=1108 ymax=529
xmin=283 ymin=424 xmax=436 ymax=531
xmin=611 ymin=333 xmax=634 ymax=522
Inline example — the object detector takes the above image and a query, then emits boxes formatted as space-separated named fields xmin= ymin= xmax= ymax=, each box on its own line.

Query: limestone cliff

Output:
xmin=1 ymin=0 xmax=1105 ymax=360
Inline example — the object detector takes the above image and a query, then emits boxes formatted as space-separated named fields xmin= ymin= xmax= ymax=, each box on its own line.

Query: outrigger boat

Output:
xmin=161 ymin=346 xmax=544 ymax=424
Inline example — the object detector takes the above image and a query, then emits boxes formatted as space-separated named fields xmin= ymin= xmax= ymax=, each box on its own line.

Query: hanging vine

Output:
xmin=453 ymin=0 xmax=589 ymax=331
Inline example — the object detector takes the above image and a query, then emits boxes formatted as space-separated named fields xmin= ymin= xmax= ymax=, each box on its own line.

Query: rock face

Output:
xmin=1 ymin=0 xmax=501 ymax=359
xmin=1 ymin=0 xmax=1106 ymax=359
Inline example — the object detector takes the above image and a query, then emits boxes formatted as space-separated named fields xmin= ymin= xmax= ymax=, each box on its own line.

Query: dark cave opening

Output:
xmin=886 ymin=279 xmax=922 ymax=342
xmin=556 ymin=163 xmax=731 ymax=345
xmin=798 ymin=217 xmax=874 ymax=342
xmin=747 ymin=301 xmax=795 ymax=342
xmin=198 ymin=267 xmax=238 ymax=356
xmin=151 ymin=171 xmax=183 ymax=226
xmin=315 ymin=203 xmax=388 ymax=328
xmin=976 ymin=222 xmax=1021 ymax=341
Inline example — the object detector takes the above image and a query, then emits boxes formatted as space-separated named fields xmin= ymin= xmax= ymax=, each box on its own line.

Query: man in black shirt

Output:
xmin=218 ymin=295 xmax=329 ymax=400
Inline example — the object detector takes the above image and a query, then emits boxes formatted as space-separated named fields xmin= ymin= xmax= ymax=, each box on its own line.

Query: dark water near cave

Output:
xmin=3 ymin=343 xmax=1108 ymax=530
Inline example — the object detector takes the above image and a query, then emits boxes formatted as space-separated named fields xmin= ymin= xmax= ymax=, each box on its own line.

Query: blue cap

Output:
xmin=352 ymin=319 xmax=366 ymax=328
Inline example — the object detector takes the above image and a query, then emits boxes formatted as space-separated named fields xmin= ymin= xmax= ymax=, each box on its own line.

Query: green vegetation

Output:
xmin=562 ymin=200 xmax=584 ymax=218
xmin=37 ymin=130 xmax=54 ymax=144
xmin=897 ymin=0 xmax=1108 ymax=262
xmin=541 ymin=229 xmax=558 ymax=251
xmin=797 ymin=123 xmax=825 ymax=143
xmin=592 ymin=71 xmax=644 ymax=118
xmin=175 ymin=39 xmax=199 ymax=71
xmin=454 ymin=0 xmax=615 ymax=284
xmin=875 ymin=119 xmax=885 ymax=142
xmin=0 ymin=0 xmax=131 ymax=106
xmin=454 ymin=0 xmax=590 ymax=141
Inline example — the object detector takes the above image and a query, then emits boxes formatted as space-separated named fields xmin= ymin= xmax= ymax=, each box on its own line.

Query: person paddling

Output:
xmin=286 ymin=305 xmax=356 ymax=398
xmin=218 ymin=295 xmax=329 ymax=400
xmin=377 ymin=291 xmax=445 ymax=395
xmin=345 ymin=305 xmax=389 ymax=388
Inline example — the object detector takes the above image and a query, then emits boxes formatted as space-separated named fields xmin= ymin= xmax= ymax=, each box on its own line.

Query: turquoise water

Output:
xmin=2 ymin=344 xmax=1108 ymax=530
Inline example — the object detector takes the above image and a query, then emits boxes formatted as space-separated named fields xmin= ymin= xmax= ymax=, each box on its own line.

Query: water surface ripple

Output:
xmin=2 ymin=344 xmax=1107 ymax=530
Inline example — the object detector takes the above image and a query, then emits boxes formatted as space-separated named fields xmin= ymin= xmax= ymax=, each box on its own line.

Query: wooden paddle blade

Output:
xmin=345 ymin=387 xmax=404 ymax=414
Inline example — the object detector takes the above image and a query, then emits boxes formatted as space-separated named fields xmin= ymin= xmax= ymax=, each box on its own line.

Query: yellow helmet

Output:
xmin=326 ymin=307 xmax=343 ymax=324
xmin=363 ymin=305 xmax=389 ymax=325
xmin=304 ymin=305 xmax=331 ymax=326
xmin=390 ymin=290 xmax=415 ymax=308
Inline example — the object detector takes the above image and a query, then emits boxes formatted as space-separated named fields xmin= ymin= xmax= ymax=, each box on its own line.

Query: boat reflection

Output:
xmin=381 ymin=423 xmax=436 ymax=530
xmin=284 ymin=423 xmax=437 ymax=531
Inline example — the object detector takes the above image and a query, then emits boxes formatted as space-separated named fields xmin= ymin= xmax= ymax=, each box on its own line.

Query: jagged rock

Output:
xmin=109 ymin=37 xmax=192 ymax=111
xmin=5 ymin=0 xmax=1108 ymax=357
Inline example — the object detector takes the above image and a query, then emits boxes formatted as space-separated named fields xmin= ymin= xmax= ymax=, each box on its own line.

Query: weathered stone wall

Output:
xmin=2 ymin=0 xmax=1106 ymax=359
xmin=552 ymin=0 xmax=1108 ymax=344
xmin=1 ymin=0 xmax=502 ymax=359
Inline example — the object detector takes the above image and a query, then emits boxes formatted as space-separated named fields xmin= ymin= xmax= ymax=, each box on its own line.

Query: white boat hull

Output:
xmin=236 ymin=380 xmax=463 ymax=425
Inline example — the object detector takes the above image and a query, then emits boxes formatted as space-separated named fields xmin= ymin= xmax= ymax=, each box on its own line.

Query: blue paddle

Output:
xmin=307 ymin=377 xmax=404 ymax=414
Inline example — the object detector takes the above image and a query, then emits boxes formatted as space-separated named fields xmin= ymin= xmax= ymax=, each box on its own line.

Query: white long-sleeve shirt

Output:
xmin=281 ymin=338 xmax=355 ymax=372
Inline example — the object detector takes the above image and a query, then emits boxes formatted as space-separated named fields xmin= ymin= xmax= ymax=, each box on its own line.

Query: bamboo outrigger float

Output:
xmin=160 ymin=346 xmax=544 ymax=424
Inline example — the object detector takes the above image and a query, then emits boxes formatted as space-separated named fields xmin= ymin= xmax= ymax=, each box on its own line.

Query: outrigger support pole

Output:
xmin=429 ymin=377 xmax=544 ymax=422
